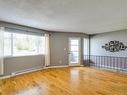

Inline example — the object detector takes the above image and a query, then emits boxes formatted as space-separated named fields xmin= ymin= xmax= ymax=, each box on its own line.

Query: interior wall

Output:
xmin=0 ymin=21 xmax=89 ymax=77
xmin=90 ymin=30 xmax=127 ymax=57
xmin=50 ymin=32 xmax=89 ymax=66
xmin=4 ymin=55 xmax=44 ymax=76
xmin=0 ymin=21 xmax=46 ymax=76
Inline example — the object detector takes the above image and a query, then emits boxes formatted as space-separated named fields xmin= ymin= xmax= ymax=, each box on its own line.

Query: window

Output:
xmin=4 ymin=32 xmax=45 ymax=57
xmin=4 ymin=32 xmax=12 ymax=56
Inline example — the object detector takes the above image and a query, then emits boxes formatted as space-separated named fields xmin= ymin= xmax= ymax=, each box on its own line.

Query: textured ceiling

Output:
xmin=0 ymin=0 xmax=127 ymax=34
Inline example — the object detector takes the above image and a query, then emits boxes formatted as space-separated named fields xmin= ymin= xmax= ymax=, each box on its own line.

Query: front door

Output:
xmin=69 ymin=38 xmax=81 ymax=66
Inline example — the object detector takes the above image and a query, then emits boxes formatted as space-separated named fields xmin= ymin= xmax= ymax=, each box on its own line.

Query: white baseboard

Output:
xmin=43 ymin=65 xmax=69 ymax=69
xmin=69 ymin=65 xmax=84 ymax=67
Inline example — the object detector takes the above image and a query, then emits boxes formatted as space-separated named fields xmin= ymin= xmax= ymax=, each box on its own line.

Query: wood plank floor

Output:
xmin=0 ymin=67 xmax=127 ymax=95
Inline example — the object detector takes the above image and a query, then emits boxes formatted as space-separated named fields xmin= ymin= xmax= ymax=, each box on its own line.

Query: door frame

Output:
xmin=68 ymin=37 xmax=81 ymax=66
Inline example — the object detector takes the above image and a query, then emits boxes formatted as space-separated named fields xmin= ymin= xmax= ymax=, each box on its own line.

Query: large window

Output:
xmin=4 ymin=32 xmax=45 ymax=57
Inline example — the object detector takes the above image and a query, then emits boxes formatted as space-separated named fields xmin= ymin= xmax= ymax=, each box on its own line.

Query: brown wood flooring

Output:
xmin=0 ymin=67 xmax=127 ymax=95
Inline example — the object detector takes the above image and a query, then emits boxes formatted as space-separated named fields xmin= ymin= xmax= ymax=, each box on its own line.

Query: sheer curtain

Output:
xmin=0 ymin=27 xmax=4 ymax=75
xmin=44 ymin=34 xmax=50 ymax=67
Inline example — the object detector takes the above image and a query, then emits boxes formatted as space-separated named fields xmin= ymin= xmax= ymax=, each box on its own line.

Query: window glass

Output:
xmin=13 ymin=33 xmax=44 ymax=56
xmin=38 ymin=36 xmax=45 ymax=54
xmin=4 ymin=32 xmax=45 ymax=57
xmin=4 ymin=32 xmax=11 ymax=56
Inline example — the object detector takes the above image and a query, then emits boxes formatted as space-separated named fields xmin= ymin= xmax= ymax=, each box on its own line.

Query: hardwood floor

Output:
xmin=0 ymin=67 xmax=127 ymax=95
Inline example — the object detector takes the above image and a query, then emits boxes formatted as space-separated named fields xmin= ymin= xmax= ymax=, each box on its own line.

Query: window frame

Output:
xmin=4 ymin=32 xmax=45 ymax=58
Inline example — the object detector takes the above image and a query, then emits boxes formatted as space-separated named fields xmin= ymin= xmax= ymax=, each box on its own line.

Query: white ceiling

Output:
xmin=0 ymin=0 xmax=127 ymax=34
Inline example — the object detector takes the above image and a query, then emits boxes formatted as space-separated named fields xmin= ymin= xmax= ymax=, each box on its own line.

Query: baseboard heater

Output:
xmin=11 ymin=66 xmax=43 ymax=76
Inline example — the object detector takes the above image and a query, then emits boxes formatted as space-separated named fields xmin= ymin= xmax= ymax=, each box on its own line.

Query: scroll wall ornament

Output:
xmin=102 ymin=41 xmax=127 ymax=52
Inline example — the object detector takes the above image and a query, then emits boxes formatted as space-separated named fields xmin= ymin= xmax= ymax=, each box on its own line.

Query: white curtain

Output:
xmin=0 ymin=27 xmax=4 ymax=75
xmin=83 ymin=38 xmax=89 ymax=56
xmin=44 ymin=34 xmax=50 ymax=67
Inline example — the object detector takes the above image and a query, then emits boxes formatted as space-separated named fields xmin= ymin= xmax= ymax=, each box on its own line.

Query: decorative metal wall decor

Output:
xmin=102 ymin=41 xmax=127 ymax=52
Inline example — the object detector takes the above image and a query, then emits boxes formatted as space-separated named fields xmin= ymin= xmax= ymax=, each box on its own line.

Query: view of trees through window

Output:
xmin=4 ymin=32 xmax=45 ymax=56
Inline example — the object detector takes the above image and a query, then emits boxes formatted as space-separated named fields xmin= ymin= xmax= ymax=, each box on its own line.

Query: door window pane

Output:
xmin=70 ymin=52 xmax=79 ymax=63
xmin=70 ymin=45 xmax=79 ymax=51
xmin=70 ymin=40 xmax=79 ymax=45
